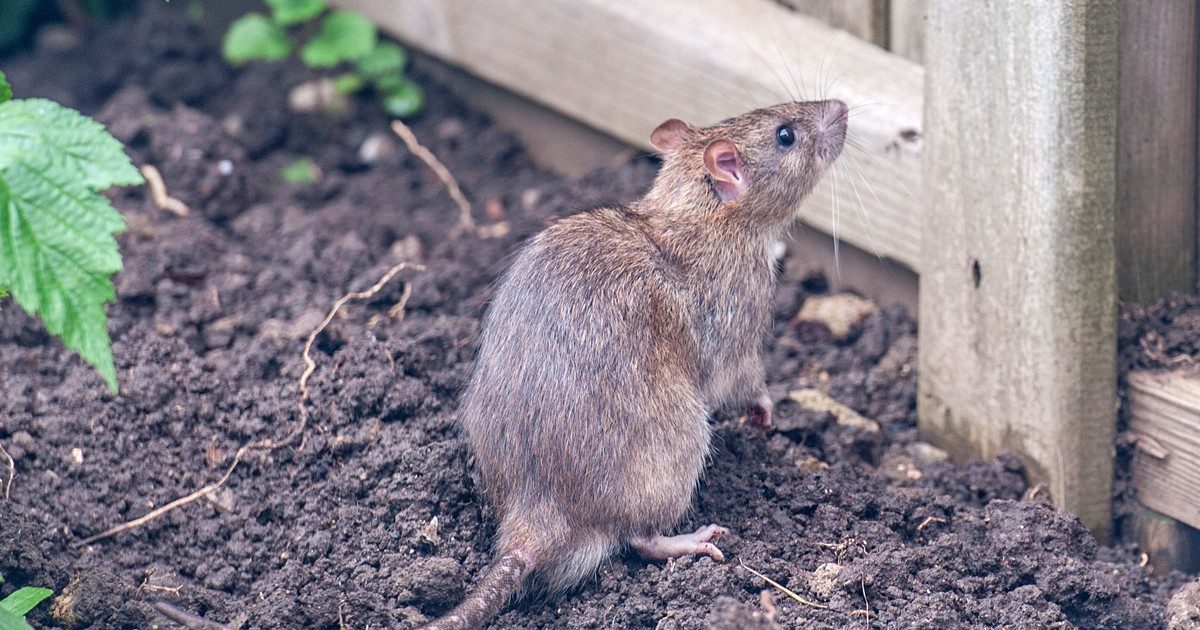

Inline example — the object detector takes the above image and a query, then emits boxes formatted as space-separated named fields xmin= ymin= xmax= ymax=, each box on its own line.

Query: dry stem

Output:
xmin=740 ymin=562 xmax=830 ymax=610
xmin=0 ymin=440 xmax=14 ymax=501
xmin=77 ymin=261 xmax=425 ymax=547
xmin=916 ymin=516 xmax=946 ymax=532
xmin=152 ymin=601 xmax=232 ymax=630
xmin=140 ymin=165 xmax=190 ymax=217
xmin=390 ymin=120 xmax=478 ymax=234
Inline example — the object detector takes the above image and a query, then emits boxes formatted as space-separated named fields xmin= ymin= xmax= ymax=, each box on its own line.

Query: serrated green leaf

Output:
xmin=0 ymin=587 xmax=52 ymax=617
xmin=356 ymin=42 xmax=406 ymax=79
xmin=381 ymin=80 xmax=424 ymax=119
xmin=300 ymin=10 xmax=376 ymax=68
xmin=0 ymin=99 xmax=141 ymax=191
xmin=223 ymin=14 xmax=292 ymax=65
xmin=0 ymin=98 xmax=142 ymax=392
xmin=0 ymin=72 xmax=11 ymax=104
xmin=266 ymin=0 xmax=325 ymax=25
xmin=0 ymin=605 xmax=33 ymax=630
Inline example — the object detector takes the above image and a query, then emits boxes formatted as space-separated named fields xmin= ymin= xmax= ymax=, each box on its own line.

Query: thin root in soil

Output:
xmin=75 ymin=261 xmax=426 ymax=547
xmin=390 ymin=119 xmax=510 ymax=238
xmin=140 ymin=164 xmax=190 ymax=217
xmin=0 ymin=440 xmax=14 ymax=500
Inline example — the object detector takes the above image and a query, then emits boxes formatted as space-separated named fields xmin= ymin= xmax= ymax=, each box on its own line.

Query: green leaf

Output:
xmin=0 ymin=587 xmax=52 ymax=617
xmin=0 ymin=606 xmax=33 ymax=630
xmin=381 ymin=80 xmax=424 ymax=119
xmin=0 ymin=99 xmax=142 ymax=190
xmin=266 ymin=0 xmax=326 ymax=26
xmin=0 ymin=98 xmax=143 ymax=392
xmin=332 ymin=73 xmax=365 ymax=95
xmin=356 ymin=42 xmax=407 ymax=79
xmin=281 ymin=157 xmax=319 ymax=183
xmin=0 ymin=72 xmax=10 ymax=104
xmin=300 ymin=10 xmax=376 ymax=68
xmin=223 ymin=14 xmax=292 ymax=65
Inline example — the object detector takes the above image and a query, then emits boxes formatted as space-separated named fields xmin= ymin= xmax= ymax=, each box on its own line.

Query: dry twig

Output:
xmin=740 ymin=562 xmax=830 ymax=611
xmin=391 ymin=120 xmax=475 ymax=233
xmin=136 ymin=569 xmax=183 ymax=596
xmin=152 ymin=601 xmax=232 ymax=630
xmin=916 ymin=516 xmax=946 ymax=532
xmin=860 ymin=576 xmax=871 ymax=625
xmin=0 ymin=440 xmax=14 ymax=501
xmin=77 ymin=262 xmax=425 ymax=547
xmin=140 ymin=165 xmax=190 ymax=217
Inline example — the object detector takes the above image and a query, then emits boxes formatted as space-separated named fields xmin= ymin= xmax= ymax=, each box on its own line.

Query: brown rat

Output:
xmin=421 ymin=99 xmax=847 ymax=629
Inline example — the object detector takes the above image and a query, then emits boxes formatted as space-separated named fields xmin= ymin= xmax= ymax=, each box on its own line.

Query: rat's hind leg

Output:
xmin=629 ymin=524 xmax=729 ymax=562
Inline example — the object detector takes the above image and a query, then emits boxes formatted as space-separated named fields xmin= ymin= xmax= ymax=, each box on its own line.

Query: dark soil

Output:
xmin=0 ymin=4 xmax=1185 ymax=628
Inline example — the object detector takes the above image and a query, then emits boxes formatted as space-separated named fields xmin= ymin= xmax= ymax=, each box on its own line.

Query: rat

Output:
xmin=421 ymin=98 xmax=847 ymax=629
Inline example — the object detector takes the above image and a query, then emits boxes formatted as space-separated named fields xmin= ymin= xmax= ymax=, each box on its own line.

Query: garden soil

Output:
xmin=0 ymin=4 xmax=1190 ymax=628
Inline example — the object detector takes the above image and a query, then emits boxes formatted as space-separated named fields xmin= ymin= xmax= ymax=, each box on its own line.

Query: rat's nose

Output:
xmin=816 ymin=99 xmax=847 ymax=160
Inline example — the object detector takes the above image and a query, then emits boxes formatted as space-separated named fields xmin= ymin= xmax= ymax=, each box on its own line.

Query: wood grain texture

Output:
xmin=1117 ymin=1 xmax=1198 ymax=302
xmin=333 ymin=0 xmax=925 ymax=272
xmin=888 ymin=0 xmax=925 ymax=63
xmin=1127 ymin=370 xmax=1200 ymax=533
xmin=774 ymin=0 xmax=888 ymax=46
xmin=918 ymin=1 xmax=1120 ymax=539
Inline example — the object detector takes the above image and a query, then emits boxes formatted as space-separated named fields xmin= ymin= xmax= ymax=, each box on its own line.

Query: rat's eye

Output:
xmin=775 ymin=125 xmax=796 ymax=148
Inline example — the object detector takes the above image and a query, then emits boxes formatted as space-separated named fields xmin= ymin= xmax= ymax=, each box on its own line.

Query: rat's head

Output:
xmin=649 ymin=100 xmax=847 ymax=228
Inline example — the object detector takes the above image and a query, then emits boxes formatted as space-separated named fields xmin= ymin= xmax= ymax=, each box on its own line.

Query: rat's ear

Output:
xmin=650 ymin=118 xmax=692 ymax=152
xmin=703 ymin=138 xmax=746 ymax=201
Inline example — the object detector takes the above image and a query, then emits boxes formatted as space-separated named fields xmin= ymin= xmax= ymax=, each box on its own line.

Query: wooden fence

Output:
xmin=335 ymin=0 xmax=1200 ymax=571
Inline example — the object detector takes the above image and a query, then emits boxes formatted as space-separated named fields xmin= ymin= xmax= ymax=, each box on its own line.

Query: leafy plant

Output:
xmin=222 ymin=0 xmax=424 ymax=118
xmin=0 ymin=578 xmax=53 ymax=630
xmin=0 ymin=70 xmax=142 ymax=392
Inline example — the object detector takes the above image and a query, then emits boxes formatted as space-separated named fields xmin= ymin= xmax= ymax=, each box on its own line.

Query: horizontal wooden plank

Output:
xmin=775 ymin=0 xmax=888 ymax=46
xmin=1128 ymin=369 xmax=1200 ymax=531
xmin=335 ymin=0 xmax=925 ymax=271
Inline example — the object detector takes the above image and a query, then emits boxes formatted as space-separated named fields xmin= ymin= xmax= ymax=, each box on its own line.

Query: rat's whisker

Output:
xmin=830 ymin=161 xmax=842 ymax=281
xmin=840 ymin=154 xmax=885 ymax=261
xmin=766 ymin=21 xmax=804 ymax=101
xmin=735 ymin=29 xmax=796 ymax=102
xmin=844 ymin=141 xmax=916 ymax=201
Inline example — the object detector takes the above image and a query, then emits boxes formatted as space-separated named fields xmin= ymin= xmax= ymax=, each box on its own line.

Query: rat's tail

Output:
xmin=418 ymin=547 xmax=533 ymax=630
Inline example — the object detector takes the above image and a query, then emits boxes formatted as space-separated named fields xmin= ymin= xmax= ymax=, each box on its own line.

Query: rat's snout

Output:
xmin=814 ymin=99 xmax=848 ymax=161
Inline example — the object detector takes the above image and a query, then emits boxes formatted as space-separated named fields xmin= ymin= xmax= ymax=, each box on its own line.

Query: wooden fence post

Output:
xmin=888 ymin=0 xmax=925 ymax=63
xmin=1117 ymin=1 xmax=1198 ymax=302
xmin=1117 ymin=0 xmax=1200 ymax=572
xmin=919 ymin=1 xmax=1120 ymax=540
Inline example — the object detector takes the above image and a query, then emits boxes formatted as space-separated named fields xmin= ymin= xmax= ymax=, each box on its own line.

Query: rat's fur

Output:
xmin=422 ymin=100 xmax=847 ymax=630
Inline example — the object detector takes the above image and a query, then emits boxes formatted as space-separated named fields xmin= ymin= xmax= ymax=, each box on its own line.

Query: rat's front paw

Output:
xmin=743 ymin=393 xmax=773 ymax=430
